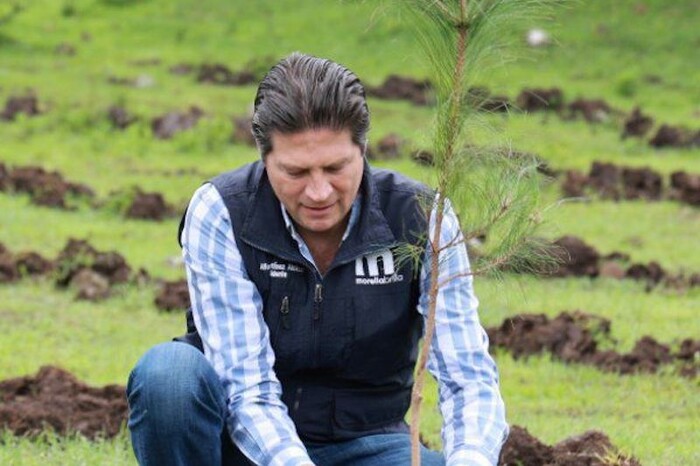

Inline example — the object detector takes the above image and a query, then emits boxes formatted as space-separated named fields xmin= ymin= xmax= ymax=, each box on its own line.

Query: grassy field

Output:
xmin=1 ymin=0 xmax=699 ymax=464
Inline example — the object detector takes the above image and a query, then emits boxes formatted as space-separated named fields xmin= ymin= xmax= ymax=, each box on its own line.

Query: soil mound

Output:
xmin=411 ymin=149 xmax=435 ymax=166
xmin=367 ymin=133 xmax=404 ymax=161
xmin=0 ymin=93 xmax=41 ymax=121
xmin=649 ymin=124 xmax=687 ymax=148
xmin=55 ymin=239 xmax=131 ymax=300
xmin=560 ymin=161 xmax=700 ymax=206
xmin=0 ymin=243 xmax=54 ymax=283
xmin=107 ymin=105 xmax=136 ymax=130
xmin=125 ymin=188 xmax=174 ymax=221
xmin=468 ymin=86 xmax=511 ymax=113
xmin=197 ymin=63 xmax=256 ymax=86
xmin=567 ymin=98 xmax=612 ymax=123
xmin=154 ymin=279 xmax=191 ymax=311
xmin=367 ymin=75 xmax=434 ymax=106
xmin=515 ymin=88 xmax=564 ymax=112
xmin=621 ymin=107 xmax=653 ymax=139
xmin=499 ymin=425 xmax=640 ymax=466
xmin=2 ymin=164 xmax=95 ymax=209
xmin=231 ymin=116 xmax=256 ymax=146
xmin=548 ymin=236 xmax=600 ymax=278
xmin=487 ymin=311 xmax=697 ymax=377
xmin=151 ymin=106 xmax=204 ymax=139
xmin=669 ymin=171 xmax=700 ymax=206
xmin=0 ymin=366 xmax=127 ymax=439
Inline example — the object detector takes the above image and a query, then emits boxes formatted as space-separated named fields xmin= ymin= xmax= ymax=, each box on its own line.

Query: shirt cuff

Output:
xmin=446 ymin=448 xmax=494 ymax=466
xmin=267 ymin=445 xmax=314 ymax=466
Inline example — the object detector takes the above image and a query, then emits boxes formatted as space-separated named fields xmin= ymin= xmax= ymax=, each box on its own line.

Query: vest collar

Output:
xmin=239 ymin=160 xmax=397 ymax=270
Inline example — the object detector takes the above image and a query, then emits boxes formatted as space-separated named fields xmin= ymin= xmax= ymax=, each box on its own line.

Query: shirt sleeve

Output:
xmin=181 ymin=183 xmax=313 ymax=466
xmin=418 ymin=198 xmax=509 ymax=466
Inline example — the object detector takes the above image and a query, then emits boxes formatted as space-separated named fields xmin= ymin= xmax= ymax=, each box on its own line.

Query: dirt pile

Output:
xmin=196 ymin=63 xmax=256 ymax=86
xmin=0 ymin=366 xmax=127 ymax=439
xmin=567 ymin=98 xmax=613 ymax=123
xmin=0 ymin=93 xmax=41 ymax=121
xmin=154 ymin=279 xmax=191 ymax=311
xmin=367 ymin=75 xmax=434 ymax=106
xmin=500 ymin=425 xmax=641 ymax=466
xmin=125 ymin=188 xmax=174 ymax=221
xmin=467 ymin=86 xmax=511 ymax=113
xmin=55 ymin=239 xmax=132 ymax=301
xmin=537 ymin=235 xmax=700 ymax=291
xmin=411 ymin=149 xmax=435 ymax=166
xmin=487 ymin=311 xmax=698 ymax=377
xmin=621 ymin=107 xmax=654 ymax=139
xmin=366 ymin=133 xmax=404 ymax=161
xmin=561 ymin=161 xmax=700 ymax=206
xmin=669 ymin=171 xmax=700 ymax=206
xmin=231 ymin=116 xmax=256 ymax=146
xmin=0 ymin=163 xmax=94 ymax=209
xmin=151 ymin=106 xmax=204 ymax=139
xmin=516 ymin=88 xmax=564 ymax=112
xmin=107 ymin=105 xmax=137 ymax=130
xmin=649 ymin=124 xmax=699 ymax=149
xmin=0 ymin=243 xmax=53 ymax=283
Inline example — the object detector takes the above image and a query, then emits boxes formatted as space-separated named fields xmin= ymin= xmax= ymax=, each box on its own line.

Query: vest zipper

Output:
xmin=292 ymin=387 xmax=303 ymax=414
xmin=313 ymin=283 xmax=323 ymax=320
xmin=280 ymin=296 xmax=290 ymax=330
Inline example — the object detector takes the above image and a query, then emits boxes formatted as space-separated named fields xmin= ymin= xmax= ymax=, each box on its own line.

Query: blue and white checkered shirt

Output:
xmin=181 ymin=182 xmax=507 ymax=466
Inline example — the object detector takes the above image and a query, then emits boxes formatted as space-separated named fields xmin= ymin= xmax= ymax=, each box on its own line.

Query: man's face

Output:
xmin=265 ymin=128 xmax=364 ymax=239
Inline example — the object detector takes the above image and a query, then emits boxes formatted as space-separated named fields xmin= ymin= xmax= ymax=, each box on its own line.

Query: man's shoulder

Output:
xmin=210 ymin=160 xmax=264 ymax=197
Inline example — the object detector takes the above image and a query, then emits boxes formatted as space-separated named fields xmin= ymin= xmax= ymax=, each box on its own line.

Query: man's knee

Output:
xmin=127 ymin=342 xmax=222 ymax=416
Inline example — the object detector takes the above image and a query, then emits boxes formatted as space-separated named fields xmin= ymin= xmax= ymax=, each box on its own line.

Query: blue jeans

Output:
xmin=127 ymin=342 xmax=444 ymax=465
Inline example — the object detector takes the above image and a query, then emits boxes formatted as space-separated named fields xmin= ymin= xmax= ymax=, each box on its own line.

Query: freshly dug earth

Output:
xmin=125 ymin=188 xmax=174 ymax=221
xmin=487 ymin=311 xmax=698 ymax=377
xmin=151 ymin=106 xmax=204 ymax=139
xmin=499 ymin=425 xmax=641 ymax=466
xmin=366 ymin=75 xmax=434 ymax=106
xmin=154 ymin=279 xmax=191 ymax=311
xmin=0 ymin=93 xmax=41 ymax=121
xmin=0 ymin=163 xmax=95 ymax=209
xmin=55 ymin=239 xmax=132 ymax=300
xmin=0 ymin=366 xmax=127 ymax=439
xmin=0 ymin=242 xmax=53 ymax=283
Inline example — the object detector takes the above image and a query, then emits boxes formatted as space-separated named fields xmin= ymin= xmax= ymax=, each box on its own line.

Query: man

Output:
xmin=127 ymin=53 xmax=507 ymax=466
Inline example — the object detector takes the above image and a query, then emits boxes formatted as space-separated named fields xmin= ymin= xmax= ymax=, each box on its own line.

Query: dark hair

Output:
xmin=252 ymin=52 xmax=370 ymax=157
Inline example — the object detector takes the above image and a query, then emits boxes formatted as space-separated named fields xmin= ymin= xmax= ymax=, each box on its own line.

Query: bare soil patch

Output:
xmin=55 ymin=239 xmax=132 ymax=301
xmin=621 ymin=107 xmax=654 ymax=139
xmin=561 ymin=161 xmax=699 ymax=207
xmin=0 ymin=366 xmax=127 ymax=439
xmin=151 ymin=106 xmax=204 ymax=139
xmin=107 ymin=105 xmax=137 ymax=130
xmin=515 ymin=88 xmax=564 ymax=112
xmin=197 ymin=63 xmax=256 ymax=86
xmin=231 ymin=116 xmax=256 ymax=146
xmin=0 ymin=93 xmax=41 ymax=121
xmin=125 ymin=188 xmax=175 ymax=221
xmin=0 ymin=242 xmax=54 ymax=283
xmin=367 ymin=75 xmax=434 ymax=106
xmin=0 ymin=163 xmax=94 ymax=209
xmin=487 ymin=311 xmax=698 ymax=378
xmin=500 ymin=425 xmax=640 ymax=466
xmin=154 ymin=279 xmax=190 ymax=311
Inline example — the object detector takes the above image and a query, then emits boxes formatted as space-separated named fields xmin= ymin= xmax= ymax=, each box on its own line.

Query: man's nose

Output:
xmin=305 ymin=174 xmax=332 ymax=202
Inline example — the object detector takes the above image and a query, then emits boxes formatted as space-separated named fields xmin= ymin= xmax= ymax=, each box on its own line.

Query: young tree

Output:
xmin=396 ymin=1 xmax=561 ymax=464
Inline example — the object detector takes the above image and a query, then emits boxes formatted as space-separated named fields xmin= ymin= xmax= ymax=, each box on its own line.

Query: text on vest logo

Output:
xmin=260 ymin=261 xmax=304 ymax=279
xmin=355 ymin=250 xmax=404 ymax=285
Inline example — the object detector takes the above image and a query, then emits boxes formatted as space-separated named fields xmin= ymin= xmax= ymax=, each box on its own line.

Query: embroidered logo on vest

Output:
xmin=260 ymin=261 xmax=304 ymax=279
xmin=355 ymin=250 xmax=404 ymax=285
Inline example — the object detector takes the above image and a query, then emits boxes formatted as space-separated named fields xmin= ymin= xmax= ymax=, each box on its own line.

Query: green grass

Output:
xmin=1 ymin=0 xmax=700 ymax=464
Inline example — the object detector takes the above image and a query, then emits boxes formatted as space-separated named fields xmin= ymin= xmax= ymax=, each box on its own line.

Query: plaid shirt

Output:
xmin=181 ymin=182 xmax=507 ymax=466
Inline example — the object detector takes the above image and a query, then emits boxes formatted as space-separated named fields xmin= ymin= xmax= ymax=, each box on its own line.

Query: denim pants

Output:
xmin=127 ymin=342 xmax=445 ymax=466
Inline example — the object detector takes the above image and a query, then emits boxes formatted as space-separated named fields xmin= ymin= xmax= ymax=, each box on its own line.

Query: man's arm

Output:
xmin=418 ymin=199 xmax=509 ymax=466
xmin=181 ymin=183 xmax=313 ymax=466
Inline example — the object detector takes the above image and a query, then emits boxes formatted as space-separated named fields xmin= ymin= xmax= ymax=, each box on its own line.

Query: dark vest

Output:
xmin=177 ymin=160 xmax=431 ymax=443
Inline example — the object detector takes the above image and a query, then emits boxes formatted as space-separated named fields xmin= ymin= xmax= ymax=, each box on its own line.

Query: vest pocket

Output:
xmin=264 ymin=292 xmax=305 ymax=372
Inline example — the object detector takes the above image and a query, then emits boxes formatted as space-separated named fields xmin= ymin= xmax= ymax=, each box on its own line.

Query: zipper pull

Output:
xmin=313 ymin=284 xmax=323 ymax=321
xmin=280 ymin=296 xmax=290 ymax=329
